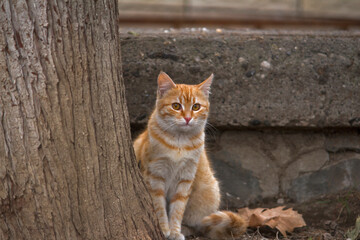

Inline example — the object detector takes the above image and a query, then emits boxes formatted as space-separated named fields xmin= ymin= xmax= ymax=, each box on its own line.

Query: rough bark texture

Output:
xmin=0 ymin=1 xmax=163 ymax=239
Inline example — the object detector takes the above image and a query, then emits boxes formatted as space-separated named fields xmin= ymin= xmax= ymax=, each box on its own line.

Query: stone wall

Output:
xmin=121 ymin=29 xmax=360 ymax=204
xmin=208 ymin=129 xmax=360 ymax=204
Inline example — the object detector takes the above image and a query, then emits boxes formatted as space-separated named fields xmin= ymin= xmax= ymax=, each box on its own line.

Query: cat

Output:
xmin=133 ymin=72 xmax=247 ymax=240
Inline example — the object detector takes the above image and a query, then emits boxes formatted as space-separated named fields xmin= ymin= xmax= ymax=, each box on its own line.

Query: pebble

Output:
xmin=202 ymin=27 xmax=209 ymax=32
xmin=238 ymin=57 xmax=246 ymax=63
xmin=261 ymin=61 xmax=271 ymax=69
xmin=249 ymin=119 xmax=261 ymax=126
xmin=245 ymin=70 xmax=256 ymax=78
xmin=277 ymin=198 xmax=285 ymax=204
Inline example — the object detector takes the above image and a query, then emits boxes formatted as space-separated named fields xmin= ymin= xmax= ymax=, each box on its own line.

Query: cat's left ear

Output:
xmin=198 ymin=73 xmax=214 ymax=97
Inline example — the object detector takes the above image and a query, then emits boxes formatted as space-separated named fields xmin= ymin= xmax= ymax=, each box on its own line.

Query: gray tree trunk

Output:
xmin=0 ymin=0 xmax=163 ymax=239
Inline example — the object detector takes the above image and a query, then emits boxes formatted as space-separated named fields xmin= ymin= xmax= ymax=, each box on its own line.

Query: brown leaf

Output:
xmin=238 ymin=206 xmax=306 ymax=237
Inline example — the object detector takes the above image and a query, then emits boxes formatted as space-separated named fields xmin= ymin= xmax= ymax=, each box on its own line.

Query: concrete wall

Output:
xmin=121 ymin=29 xmax=360 ymax=203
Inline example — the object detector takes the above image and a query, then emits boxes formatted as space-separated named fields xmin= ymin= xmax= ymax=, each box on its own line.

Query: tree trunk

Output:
xmin=0 ymin=0 xmax=163 ymax=239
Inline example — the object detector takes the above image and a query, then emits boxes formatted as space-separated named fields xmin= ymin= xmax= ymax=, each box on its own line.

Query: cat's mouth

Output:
xmin=179 ymin=123 xmax=193 ymax=128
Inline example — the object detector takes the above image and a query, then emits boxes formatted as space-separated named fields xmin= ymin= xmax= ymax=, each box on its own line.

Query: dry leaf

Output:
xmin=238 ymin=206 xmax=306 ymax=237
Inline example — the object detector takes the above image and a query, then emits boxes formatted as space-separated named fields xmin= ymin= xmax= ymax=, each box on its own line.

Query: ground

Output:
xmin=189 ymin=190 xmax=360 ymax=240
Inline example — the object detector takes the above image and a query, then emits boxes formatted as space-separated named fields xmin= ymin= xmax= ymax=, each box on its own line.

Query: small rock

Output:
xmin=249 ymin=119 xmax=261 ymax=126
xmin=238 ymin=57 xmax=249 ymax=70
xmin=260 ymin=61 xmax=271 ymax=69
xmin=277 ymin=198 xmax=285 ymax=204
xmin=201 ymin=27 xmax=209 ymax=32
xmin=245 ymin=70 xmax=256 ymax=78
xmin=317 ymin=53 xmax=327 ymax=58
xmin=238 ymin=57 xmax=246 ymax=63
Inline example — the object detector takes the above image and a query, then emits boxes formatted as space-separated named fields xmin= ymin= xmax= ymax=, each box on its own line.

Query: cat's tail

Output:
xmin=199 ymin=210 xmax=247 ymax=239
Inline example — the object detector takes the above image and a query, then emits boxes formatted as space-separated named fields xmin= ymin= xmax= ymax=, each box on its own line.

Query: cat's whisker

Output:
xmin=205 ymin=122 xmax=218 ymax=140
xmin=161 ymin=122 xmax=178 ymax=133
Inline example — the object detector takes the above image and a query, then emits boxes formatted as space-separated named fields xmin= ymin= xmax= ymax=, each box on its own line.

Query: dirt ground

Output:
xmin=189 ymin=190 xmax=360 ymax=240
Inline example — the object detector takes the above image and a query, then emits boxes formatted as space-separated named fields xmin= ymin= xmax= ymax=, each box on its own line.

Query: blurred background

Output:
xmin=118 ymin=0 xmax=360 ymax=30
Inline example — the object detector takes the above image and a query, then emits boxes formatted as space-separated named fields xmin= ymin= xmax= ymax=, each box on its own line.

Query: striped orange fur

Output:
xmin=133 ymin=72 xmax=247 ymax=240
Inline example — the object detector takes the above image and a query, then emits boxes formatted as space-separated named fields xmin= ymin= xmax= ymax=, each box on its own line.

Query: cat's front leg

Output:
xmin=168 ymin=178 xmax=193 ymax=240
xmin=144 ymin=169 xmax=170 ymax=237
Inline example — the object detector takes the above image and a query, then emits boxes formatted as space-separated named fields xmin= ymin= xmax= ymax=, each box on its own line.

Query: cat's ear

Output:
xmin=198 ymin=73 xmax=214 ymax=97
xmin=158 ymin=71 xmax=176 ymax=98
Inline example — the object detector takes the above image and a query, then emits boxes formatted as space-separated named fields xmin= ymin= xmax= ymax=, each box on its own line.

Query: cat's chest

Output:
xmin=164 ymin=147 xmax=201 ymax=162
xmin=149 ymin=133 xmax=204 ymax=161
xmin=149 ymin=156 xmax=198 ymax=195
xmin=149 ymin=148 xmax=200 ymax=175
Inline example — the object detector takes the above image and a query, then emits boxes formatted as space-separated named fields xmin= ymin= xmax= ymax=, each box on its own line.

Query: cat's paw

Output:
xmin=162 ymin=229 xmax=170 ymax=238
xmin=167 ymin=232 xmax=185 ymax=240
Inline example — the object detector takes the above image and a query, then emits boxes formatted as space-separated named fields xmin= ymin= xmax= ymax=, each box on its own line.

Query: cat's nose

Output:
xmin=184 ymin=117 xmax=192 ymax=124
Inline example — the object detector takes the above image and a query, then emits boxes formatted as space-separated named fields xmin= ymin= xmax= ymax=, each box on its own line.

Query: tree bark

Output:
xmin=0 ymin=0 xmax=163 ymax=239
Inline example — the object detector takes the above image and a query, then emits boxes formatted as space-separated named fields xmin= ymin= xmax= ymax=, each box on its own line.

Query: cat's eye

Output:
xmin=172 ymin=103 xmax=181 ymax=110
xmin=192 ymin=103 xmax=201 ymax=111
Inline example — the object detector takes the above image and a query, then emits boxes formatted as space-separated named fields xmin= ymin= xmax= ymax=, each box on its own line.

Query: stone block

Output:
xmin=210 ymin=131 xmax=279 ymax=200
xmin=288 ymin=158 xmax=360 ymax=202
xmin=325 ymin=131 xmax=360 ymax=153
xmin=204 ymin=129 xmax=360 ymax=203
xmin=282 ymin=149 xmax=329 ymax=192
xmin=122 ymin=30 xmax=360 ymax=128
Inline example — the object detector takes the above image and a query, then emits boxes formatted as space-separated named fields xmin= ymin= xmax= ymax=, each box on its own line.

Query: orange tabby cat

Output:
xmin=133 ymin=72 xmax=247 ymax=239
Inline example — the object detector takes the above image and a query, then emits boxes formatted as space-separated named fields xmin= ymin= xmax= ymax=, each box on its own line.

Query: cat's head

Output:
xmin=155 ymin=71 xmax=213 ymax=134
